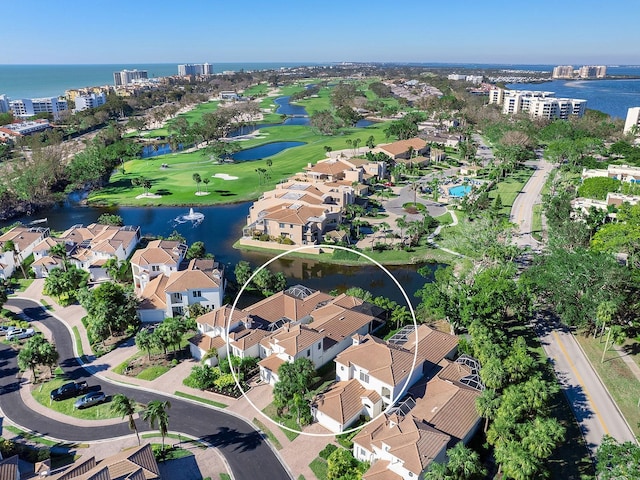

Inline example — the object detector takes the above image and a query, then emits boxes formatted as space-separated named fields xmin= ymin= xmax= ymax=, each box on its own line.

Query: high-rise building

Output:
xmin=552 ymin=65 xmax=574 ymax=79
xmin=624 ymin=107 xmax=640 ymax=135
xmin=578 ymin=65 xmax=607 ymax=79
xmin=177 ymin=63 xmax=213 ymax=76
xmin=0 ymin=94 xmax=9 ymax=113
xmin=113 ymin=69 xmax=148 ymax=86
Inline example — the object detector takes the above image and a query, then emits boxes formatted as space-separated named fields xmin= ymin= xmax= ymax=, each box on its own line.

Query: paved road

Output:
xmin=510 ymin=152 xmax=553 ymax=250
xmin=508 ymin=156 xmax=638 ymax=452
xmin=532 ymin=313 xmax=637 ymax=451
xmin=1 ymin=298 xmax=292 ymax=480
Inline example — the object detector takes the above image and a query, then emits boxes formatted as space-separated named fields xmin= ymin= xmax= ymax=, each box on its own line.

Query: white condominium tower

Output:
xmin=178 ymin=63 xmax=213 ymax=76
xmin=113 ymin=69 xmax=148 ymax=86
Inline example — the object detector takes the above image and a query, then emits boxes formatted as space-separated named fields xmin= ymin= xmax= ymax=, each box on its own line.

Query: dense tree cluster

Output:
xmin=79 ymin=281 xmax=140 ymax=344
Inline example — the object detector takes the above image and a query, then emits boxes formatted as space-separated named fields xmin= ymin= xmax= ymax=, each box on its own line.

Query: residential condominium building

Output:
xmin=624 ymin=107 xmax=640 ymax=135
xmin=528 ymin=97 xmax=587 ymax=120
xmin=178 ymin=63 xmax=213 ymax=76
xmin=113 ymin=69 xmax=148 ymax=86
xmin=489 ymin=87 xmax=586 ymax=119
xmin=8 ymin=97 xmax=68 ymax=120
xmin=552 ymin=65 xmax=574 ymax=79
xmin=73 ymin=92 xmax=107 ymax=112
xmin=578 ymin=65 xmax=607 ymax=78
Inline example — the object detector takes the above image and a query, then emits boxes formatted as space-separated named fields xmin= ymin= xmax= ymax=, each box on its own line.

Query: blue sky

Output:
xmin=1 ymin=0 xmax=639 ymax=65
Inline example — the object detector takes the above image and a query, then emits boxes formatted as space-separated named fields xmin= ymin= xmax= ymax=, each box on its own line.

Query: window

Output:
xmin=151 ymin=265 xmax=159 ymax=272
xmin=359 ymin=371 xmax=369 ymax=384
xmin=306 ymin=349 xmax=310 ymax=357
xmin=317 ymin=342 xmax=321 ymax=350
xmin=193 ymin=290 xmax=202 ymax=297
xmin=340 ymin=365 xmax=345 ymax=371
xmin=279 ymin=223 xmax=285 ymax=228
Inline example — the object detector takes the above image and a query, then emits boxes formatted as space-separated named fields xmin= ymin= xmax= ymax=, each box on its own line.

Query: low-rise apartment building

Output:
xmin=489 ymin=87 xmax=586 ymax=119
xmin=0 ymin=120 xmax=51 ymax=139
xmin=582 ymin=164 xmax=640 ymax=183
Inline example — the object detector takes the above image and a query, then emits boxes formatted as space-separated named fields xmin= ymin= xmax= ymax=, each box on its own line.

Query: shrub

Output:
xmin=319 ymin=443 xmax=338 ymax=460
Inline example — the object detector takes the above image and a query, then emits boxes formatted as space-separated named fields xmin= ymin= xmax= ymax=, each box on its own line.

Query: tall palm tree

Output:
xmin=142 ymin=400 xmax=171 ymax=451
xmin=475 ymin=388 xmax=500 ymax=433
xmin=111 ymin=394 xmax=140 ymax=445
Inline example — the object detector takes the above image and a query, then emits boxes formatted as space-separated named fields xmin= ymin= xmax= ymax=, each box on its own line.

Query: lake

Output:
xmin=231 ymin=141 xmax=305 ymax=161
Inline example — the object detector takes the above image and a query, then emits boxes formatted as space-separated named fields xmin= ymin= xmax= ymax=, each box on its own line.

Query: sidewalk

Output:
xmin=5 ymin=280 xmax=334 ymax=479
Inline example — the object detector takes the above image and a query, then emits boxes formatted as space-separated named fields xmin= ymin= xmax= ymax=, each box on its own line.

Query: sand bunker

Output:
xmin=213 ymin=173 xmax=239 ymax=180
xmin=136 ymin=193 xmax=161 ymax=199
xmin=195 ymin=191 xmax=211 ymax=196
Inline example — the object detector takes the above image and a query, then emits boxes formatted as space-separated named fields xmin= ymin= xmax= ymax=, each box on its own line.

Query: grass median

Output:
xmin=31 ymin=378 xmax=120 ymax=421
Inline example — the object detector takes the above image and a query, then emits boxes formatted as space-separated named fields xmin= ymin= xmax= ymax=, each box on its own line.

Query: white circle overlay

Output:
xmin=226 ymin=244 xmax=419 ymax=438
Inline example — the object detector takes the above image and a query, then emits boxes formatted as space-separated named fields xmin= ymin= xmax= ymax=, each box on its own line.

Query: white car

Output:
xmin=6 ymin=328 xmax=35 ymax=341
xmin=0 ymin=325 xmax=17 ymax=336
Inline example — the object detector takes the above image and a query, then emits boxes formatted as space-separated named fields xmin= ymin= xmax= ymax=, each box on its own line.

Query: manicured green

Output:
xmin=143 ymin=101 xmax=221 ymax=138
xmin=252 ymin=417 xmax=282 ymax=450
xmin=309 ymin=457 xmax=328 ymax=480
xmin=576 ymin=334 xmax=640 ymax=437
xmin=72 ymin=326 xmax=85 ymax=359
xmin=174 ymin=390 xmax=227 ymax=408
xmin=31 ymin=378 xmax=119 ymax=420
xmin=136 ymin=365 xmax=171 ymax=381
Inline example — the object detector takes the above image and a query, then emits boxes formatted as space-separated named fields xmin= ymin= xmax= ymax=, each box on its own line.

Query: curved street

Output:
xmin=0 ymin=298 xmax=292 ymax=480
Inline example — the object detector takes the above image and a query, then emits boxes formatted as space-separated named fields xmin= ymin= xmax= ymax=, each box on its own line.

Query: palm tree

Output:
xmin=192 ymin=173 xmax=202 ymax=194
xmin=266 ymin=158 xmax=273 ymax=173
xmin=111 ymin=394 xmax=140 ymax=445
xmin=395 ymin=215 xmax=408 ymax=243
xmin=141 ymin=400 xmax=171 ymax=451
xmin=50 ymin=242 xmax=68 ymax=272
xmin=447 ymin=441 xmax=484 ymax=480
xmin=202 ymin=177 xmax=210 ymax=193
xmin=476 ymin=388 xmax=500 ymax=433
xmin=379 ymin=221 xmax=390 ymax=245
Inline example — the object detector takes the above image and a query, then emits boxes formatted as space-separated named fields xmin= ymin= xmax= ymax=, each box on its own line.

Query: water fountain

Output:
xmin=175 ymin=207 xmax=205 ymax=225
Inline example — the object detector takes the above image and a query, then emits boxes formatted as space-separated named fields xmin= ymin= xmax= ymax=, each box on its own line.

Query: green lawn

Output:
xmin=575 ymin=333 xmax=640 ymax=437
xmin=309 ymin=457 xmax=328 ymax=480
xmin=488 ymin=167 xmax=536 ymax=215
xmin=31 ymin=378 xmax=120 ymax=420
xmin=174 ymin=390 xmax=227 ymax=408
xmin=143 ymin=101 xmax=221 ymax=138
xmin=262 ymin=403 xmax=300 ymax=441
xmin=136 ymin=365 xmax=171 ymax=381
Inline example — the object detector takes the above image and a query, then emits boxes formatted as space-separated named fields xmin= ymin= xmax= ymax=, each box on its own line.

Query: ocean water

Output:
xmin=0 ymin=62 xmax=314 ymax=99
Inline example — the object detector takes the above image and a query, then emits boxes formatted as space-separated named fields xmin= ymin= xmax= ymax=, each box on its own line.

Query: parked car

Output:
xmin=0 ymin=325 xmax=17 ymax=336
xmin=50 ymin=381 xmax=90 ymax=401
xmin=74 ymin=391 xmax=107 ymax=409
xmin=6 ymin=328 xmax=35 ymax=341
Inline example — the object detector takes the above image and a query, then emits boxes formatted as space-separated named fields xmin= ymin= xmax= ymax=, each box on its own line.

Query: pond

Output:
xmin=141 ymin=143 xmax=184 ymax=158
xmin=2 ymin=201 xmax=437 ymax=307
xmin=231 ymin=141 xmax=306 ymax=161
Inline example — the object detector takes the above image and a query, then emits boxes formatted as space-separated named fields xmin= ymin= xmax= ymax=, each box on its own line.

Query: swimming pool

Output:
xmin=448 ymin=185 xmax=471 ymax=198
